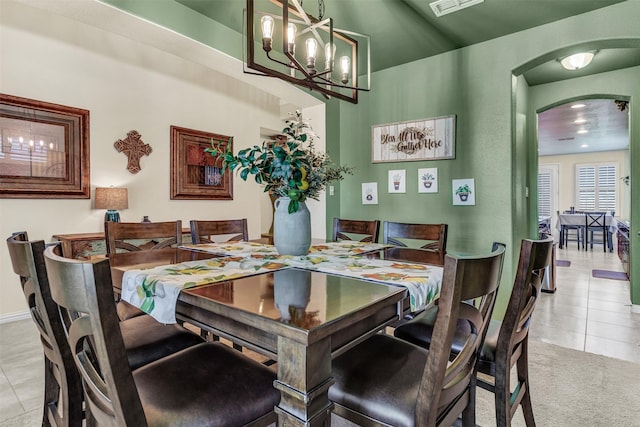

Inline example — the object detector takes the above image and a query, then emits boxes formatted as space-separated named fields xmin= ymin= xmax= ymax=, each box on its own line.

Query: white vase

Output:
xmin=273 ymin=197 xmax=311 ymax=256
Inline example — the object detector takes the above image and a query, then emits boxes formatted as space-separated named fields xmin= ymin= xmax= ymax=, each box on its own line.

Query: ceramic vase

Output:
xmin=273 ymin=197 xmax=311 ymax=256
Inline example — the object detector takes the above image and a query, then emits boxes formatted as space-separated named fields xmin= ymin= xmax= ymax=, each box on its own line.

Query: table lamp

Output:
xmin=94 ymin=187 xmax=128 ymax=222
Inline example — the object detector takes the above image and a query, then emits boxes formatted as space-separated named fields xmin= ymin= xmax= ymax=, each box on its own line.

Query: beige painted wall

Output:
xmin=539 ymin=149 xmax=628 ymax=219
xmin=0 ymin=2 xmax=325 ymax=318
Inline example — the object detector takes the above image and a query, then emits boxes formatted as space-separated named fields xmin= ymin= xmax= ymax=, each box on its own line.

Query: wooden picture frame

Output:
xmin=0 ymin=93 xmax=90 ymax=198
xmin=371 ymin=115 xmax=456 ymax=163
xmin=170 ymin=125 xmax=233 ymax=200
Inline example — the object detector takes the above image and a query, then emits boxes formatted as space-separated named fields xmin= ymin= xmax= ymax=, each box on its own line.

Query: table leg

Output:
xmin=274 ymin=336 xmax=334 ymax=426
xmin=559 ymin=227 xmax=564 ymax=249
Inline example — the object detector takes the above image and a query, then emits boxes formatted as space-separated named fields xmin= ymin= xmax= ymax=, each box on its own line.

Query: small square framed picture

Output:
xmin=418 ymin=168 xmax=438 ymax=193
xmin=362 ymin=182 xmax=378 ymax=204
xmin=388 ymin=169 xmax=406 ymax=193
xmin=452 ymin=178 xmax=475 ymax=205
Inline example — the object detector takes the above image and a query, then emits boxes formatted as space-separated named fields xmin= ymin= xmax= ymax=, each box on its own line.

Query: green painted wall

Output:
xmin=337 ymin=2 xmax=640 ymax=317
xmin=529 ymin=66 xmax=640 ymax=304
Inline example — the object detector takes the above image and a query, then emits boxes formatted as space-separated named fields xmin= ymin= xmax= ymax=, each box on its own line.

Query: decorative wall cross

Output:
xmin=114 ymin=130 xmax=152 ymax=174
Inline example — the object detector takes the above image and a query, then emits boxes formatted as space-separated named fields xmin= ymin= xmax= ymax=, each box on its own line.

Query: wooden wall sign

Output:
xmin=114 ymin=130 xmax=152 ymax=174
xmin=170 ymin=126 xmax=232 ymax=200
xmin=371 ymin=115 xmax=456 ymax=163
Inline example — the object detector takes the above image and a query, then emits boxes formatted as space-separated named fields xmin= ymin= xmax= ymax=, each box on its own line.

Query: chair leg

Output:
xmin=461 ymin=379 xmax=477 ymax=427
xmin=517 ymin=339 xmax=536 ymax=427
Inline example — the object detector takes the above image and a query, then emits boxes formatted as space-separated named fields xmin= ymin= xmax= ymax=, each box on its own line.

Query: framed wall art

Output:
xmin=0 ymin=93 xmax=90 ymax=198
xmin=418 ymin=167 xmax=438 ymax=193
xmin=452 ymin=178 xmax=475 ymax=206
xmin=372 ymin=115 xmax=455 ymax=163
xmin=388 ymin=169 xmax=406 ymax=193
xmin=362 ymin=182 xmax=378 ymax=205
xmin=170 ymin=125 xmax=233 ymax=200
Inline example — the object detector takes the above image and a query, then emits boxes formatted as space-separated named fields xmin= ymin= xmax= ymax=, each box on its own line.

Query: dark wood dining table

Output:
xmin=109 ymin=245 xmax=442 ymax=426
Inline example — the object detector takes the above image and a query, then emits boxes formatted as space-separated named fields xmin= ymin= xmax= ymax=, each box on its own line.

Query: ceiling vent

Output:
xmin=558 ymin=137 xmax=575 ymax=141
xmin=429 ymin=0 xmax=485 ymax=17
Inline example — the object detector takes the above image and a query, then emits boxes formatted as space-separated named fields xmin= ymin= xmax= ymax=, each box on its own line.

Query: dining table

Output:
xmin=556 ymin=213 xmax=616 ymax=250
xmin=109 ymin=241 xmax=444 ymax=426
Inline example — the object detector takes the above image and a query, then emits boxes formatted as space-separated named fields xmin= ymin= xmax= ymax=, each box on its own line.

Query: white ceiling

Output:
xmin=537 ymin=98 xmax=629 ymax=157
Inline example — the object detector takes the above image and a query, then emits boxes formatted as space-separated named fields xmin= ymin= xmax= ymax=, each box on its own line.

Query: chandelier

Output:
xmin=244 ymin=0 xmax=370 ymax=103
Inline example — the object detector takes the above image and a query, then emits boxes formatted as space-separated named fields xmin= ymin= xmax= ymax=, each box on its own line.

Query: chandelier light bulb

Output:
xmin=287 ymin=23 xmax=297 ymax=54
xmin=325 ymin=42 xmax=336 ymax=70
xmin=305 ymin=38 xmax=317 ymax=72
xmin=260 ymin=15 xmax=274 ymax=51
xmin=339 ymin=55 xmax=351 ymax=84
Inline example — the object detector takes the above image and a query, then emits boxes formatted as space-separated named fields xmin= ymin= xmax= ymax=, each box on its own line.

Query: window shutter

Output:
xmin=576 ymin=163 xmax=617 ymax=212
xmin=537 ymin=171 xmax=551 ymax=217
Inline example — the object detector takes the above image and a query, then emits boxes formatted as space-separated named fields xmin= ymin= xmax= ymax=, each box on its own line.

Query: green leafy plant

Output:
xmin=421 ymin=172 xmax=435 ymax=181
xmin=455 ymin=184 xmax=472 ymax=194
xmin=206 ymin=111 xmax=353 ymax=213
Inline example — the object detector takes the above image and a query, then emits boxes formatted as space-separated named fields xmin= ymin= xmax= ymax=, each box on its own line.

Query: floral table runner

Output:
xmin=121 ymin=242 xmax=442 ymax=324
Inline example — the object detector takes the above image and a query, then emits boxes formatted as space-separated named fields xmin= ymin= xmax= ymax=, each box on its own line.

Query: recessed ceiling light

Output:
xmin=577 ymin=129 xmax=588 ymax=134
xmin=560 ymin=52 xmax=595 ymax=70
xmin=571 ymin=104 xmax=586 ymax=109
xmin=581 ymin=144 xmax=589 ymax=148
xmin=574 ymin=118 xmax=587 ymax=124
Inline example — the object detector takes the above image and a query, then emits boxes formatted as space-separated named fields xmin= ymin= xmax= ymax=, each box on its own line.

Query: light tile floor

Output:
xmin=1 ymin=244 xmax=638 ymax=426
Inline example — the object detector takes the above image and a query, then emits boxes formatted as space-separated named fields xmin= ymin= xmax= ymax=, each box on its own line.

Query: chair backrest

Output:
xmin=416 ymin=245 xmax=505 ymax=425
xmin=105 ymin=221 xmax=182 ymax=255
xmin=332 ymin=218 xmax=380 ymax=243
xmin=586 ymin=211 xmax=606 ymax=229
xmin=44 ymin=246 xmax=149 ymax=426
xmin=190 ymin=219 xmax=248 ymax=244
xmin=6 ymin=232 xmax=83 ymax=427
xmin=383 ymin=221 xmax=448 ymax=265
xmin=497 ymin=238 xmax=553 ymax=360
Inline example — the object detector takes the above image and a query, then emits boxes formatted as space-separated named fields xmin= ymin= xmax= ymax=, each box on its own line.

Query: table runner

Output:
xmin=179 ymin=240 xmax=391 ymax=257
xmin=121 ymin=242 xmax=442 ymax=324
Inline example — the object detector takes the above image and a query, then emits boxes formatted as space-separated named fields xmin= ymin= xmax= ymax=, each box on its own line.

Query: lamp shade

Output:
xmin=94 ymin=187 xmax=128 ymax=210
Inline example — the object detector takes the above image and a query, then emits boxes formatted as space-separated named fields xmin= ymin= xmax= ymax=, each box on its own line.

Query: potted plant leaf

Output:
xmin=455 ymin=183 xmax=472 ymax=201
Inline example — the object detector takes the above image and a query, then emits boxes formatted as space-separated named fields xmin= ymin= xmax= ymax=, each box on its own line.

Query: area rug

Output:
xmin=592 ymin=269 xmax=629 ymax=281
xmin=556 ymin=259 xmax=571 ymax=267
xmin=329 ymin=340 xmax=640 ymax=427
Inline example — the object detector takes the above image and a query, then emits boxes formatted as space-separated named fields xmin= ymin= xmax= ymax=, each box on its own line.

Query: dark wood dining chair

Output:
xmin=190 ymin=218 xmax=249 ymax=244
xmin=558 ymin=210 xmax=583 ymax=249
xmin=105 ymin=221 xmax=183 ymax=320
xmin=43 ymin=246 xmax=280 ymax=427
xmin=328 ymin=245 xmax=505 ymax=427
xmin=383 ymin=221 xmax=448 ymax=266
xmin=105 ymin=220 xmax=183 ymax=255
xmin=585 ymin=211 xmax=607 ymax=252
xmin=6 ymin=232 xmax=83 ymax=427
xmin=394 ymin=238 xmax=553 ymax=427
xmin=6 ymin=232 xmax=206 ymax=426
xmin=332 ymin=218 xmax=380 ymax=243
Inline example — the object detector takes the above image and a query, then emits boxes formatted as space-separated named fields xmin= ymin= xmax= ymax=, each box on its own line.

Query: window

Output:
xmin=576 ymin=163 xmax=616 ymax=211
xmin=537 ymin=171 xmax=551 ymax=217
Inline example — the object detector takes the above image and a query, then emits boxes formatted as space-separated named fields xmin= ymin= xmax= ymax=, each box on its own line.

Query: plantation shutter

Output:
xmin=537 ymin=171 xmax=552 ymax=217
xmin=576 ymin=163 xmax=616 ymax=211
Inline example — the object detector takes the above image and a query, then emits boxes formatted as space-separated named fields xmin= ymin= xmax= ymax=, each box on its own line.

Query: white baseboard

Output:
xmin=0 ymin=311 xmax=31 ymax=324
xmin=631 ymin=304 xmax=640 ymax=314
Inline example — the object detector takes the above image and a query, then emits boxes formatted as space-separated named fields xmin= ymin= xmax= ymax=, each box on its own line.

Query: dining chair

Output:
xmin=382 ymin=221 xmax=448 ymax=266
xmin=558 ymin=210 xmax=583 ymax=249
xmin=394 ymin=238 xmax=553 ymax=427
xmin=7 ymin=232 xmax=83 ymax=427
xmin=43 ymin=246 xmax=280 ymax=427
xmin=585 ymin=211 xmax=607 ymax=252
xmin=6 ymin=232 xmax=206 ymax=426
xmin=104 ymin=220 xmax=183 ymax=255
xmin=328 ymin=245 xmax=505 ymax=427
xmin=332 ymin=217 xmax=380 ymax=243
xmin=190 ymin=218 xmax=248 ymax=244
